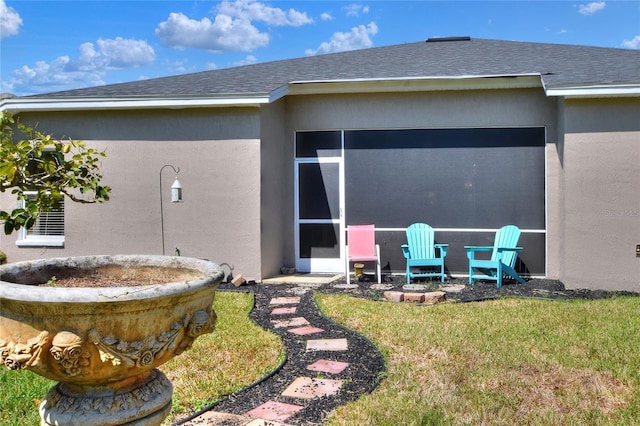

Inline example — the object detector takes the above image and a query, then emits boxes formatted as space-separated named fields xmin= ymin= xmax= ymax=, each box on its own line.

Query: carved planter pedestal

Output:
xmin=0 ymin=255 xmax=224 ymax=426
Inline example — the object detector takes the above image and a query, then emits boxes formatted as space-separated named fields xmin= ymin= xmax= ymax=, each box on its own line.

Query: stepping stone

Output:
xmin=288 ymin=326 xmax=324 ymax=335
xmin=245 ymin=419 xmax=290 ymax=426
xmin=246 ymin=400 xmax=304 ymax=423
xmin=307 ymin=359 xmax=350 ymax=374
xmin=271 ymin=317 xmax=310 ymax=328
xmin=271 ymin=306 xmax=297 ymax=315
xmin=282 ymin=376 xmax=344 ymax=399
xmin=370 ymin=283 xmax=394 ymax=291
xmin=403 ymin=284 xmax=428 ymax=291
xmin=269 ymin=296 xmax=301 ymax=305
xmin=306 ymin=338 xmax=348 ymax=351
xmin=178 ymin=410 xmax=254 ymax=425
xmin=442 ymin=284 xmax=466 ymax=293
xmin=332 ymin=283 xmax=359 ymax=289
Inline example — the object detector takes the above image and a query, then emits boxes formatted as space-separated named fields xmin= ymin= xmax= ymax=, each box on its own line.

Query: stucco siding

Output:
xmin=260 ymin=100 xmax=288 ymax=278
xmin=1 ymin=109 xmax=262 ymax=280
xmin=562 ymin=98 xmax=640 ymax=291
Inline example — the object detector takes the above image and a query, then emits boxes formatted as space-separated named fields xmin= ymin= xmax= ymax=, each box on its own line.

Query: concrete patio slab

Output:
xmin=262 ymin=274 xmax=342 ymax=285
xmin=281 ymin=377 xmax=344 ymax=399
xmin=306 ymin=338 xmax=348 ymax=351
xmin=245 ymin=401 xmax=304 ymax=423
xmin=307 ymin=359 xmax=350 ymax=374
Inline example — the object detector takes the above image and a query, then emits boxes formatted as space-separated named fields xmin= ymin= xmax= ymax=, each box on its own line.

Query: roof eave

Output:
xmin=0 ymin=94 xmax=270 ymax=113
xmin=544 ymin=84 xmax=640 ymax=98
xmin=271 ymin=74 xmax=544 ymax=101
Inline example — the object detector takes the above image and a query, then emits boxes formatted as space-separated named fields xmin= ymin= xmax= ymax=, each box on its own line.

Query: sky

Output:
xmin=1 ymin=0 xmax=639 ymax=97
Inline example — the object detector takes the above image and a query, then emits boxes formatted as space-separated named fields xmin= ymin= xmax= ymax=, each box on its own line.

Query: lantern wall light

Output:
xmin=160 ymin=164 xmax=183 ymax=255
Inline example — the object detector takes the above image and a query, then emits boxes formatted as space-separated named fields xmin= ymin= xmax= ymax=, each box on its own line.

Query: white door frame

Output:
xmin=294 ymin=154 xmax=345 ymax=273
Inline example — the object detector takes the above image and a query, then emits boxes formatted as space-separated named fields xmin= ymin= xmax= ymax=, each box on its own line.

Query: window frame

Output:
xmin=16 ymin=190 xmax=65 ymax=247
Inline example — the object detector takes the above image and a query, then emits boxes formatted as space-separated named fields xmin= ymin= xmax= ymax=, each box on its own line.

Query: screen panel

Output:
xmin=343 ymin=127 xmax=546 ymax=276
xmin=298 ymin=162 xmax=340 ymax=220
xmin=377 ymin=230 xmax=545 ymax=276
xmin=296 ymin=130 xmax=342 ymax=158
xmin=299 ymin=223 xmax=340 ymax=259
xmin=344 ymin=128 xmax=545 ymax=229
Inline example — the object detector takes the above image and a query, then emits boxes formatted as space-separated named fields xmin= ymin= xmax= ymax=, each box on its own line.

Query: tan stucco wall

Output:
xmin=280 ymin=88 xmax=561 ymax=276
xmin=561 ymin=98 xmax=640 ymax=291
xmin=0 ymin=108 xmax=263 ymax=280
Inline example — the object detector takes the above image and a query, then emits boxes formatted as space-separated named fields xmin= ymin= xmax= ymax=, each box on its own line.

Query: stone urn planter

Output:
xmin=0 ymin=255 xmax=224 ymax=426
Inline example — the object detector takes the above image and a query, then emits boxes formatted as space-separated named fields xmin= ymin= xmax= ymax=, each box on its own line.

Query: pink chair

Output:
xmin=345 ymin=224 xmax=381 ymax=284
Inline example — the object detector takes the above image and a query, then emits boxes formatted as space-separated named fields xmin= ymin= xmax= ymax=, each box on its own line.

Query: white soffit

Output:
xmin=0 ymin=94 xmax=270 ymax=113
xmin=272 ymin=74 xmax=544 ymax=100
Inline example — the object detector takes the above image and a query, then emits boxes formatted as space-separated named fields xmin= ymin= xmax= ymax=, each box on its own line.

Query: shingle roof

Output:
xmin=27 ymin=38 xmax=640 ymax=98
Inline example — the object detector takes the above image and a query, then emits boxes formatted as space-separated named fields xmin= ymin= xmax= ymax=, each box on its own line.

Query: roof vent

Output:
xmin=426 ymin=36 xmax=471 ymax=43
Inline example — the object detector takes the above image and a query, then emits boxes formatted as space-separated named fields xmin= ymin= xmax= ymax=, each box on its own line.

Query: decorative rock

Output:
xmin=383 ymin=291 xmax=404 ymax=302
xmin=403 ymin=284 xmax=428 ymax=291
xmin=423 ymin=291 xmax=446 ymax=305
xmin=403 ymin=293 xmax=425 ymax=303
xmin=231 ymin=273 xmax=246 ymax=287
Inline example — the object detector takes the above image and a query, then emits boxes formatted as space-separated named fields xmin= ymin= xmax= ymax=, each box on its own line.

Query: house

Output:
xmin=1 ymin=37 xmax=639 ymax=291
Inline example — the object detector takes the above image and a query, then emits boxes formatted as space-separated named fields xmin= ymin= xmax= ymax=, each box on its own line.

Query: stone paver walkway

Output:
xmin=175 ymin=284 xmax=385 ymax=426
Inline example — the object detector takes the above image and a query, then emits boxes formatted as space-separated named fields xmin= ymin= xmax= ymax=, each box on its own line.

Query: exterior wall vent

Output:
xmin=426 ymin=36 xmax=471 ymax=42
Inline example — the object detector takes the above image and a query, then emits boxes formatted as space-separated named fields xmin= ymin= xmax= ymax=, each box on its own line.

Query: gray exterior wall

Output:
xmin=3 ymin=89 xmax=638 ymax=291
xmin=0 ymin=108 xmax=263 ymax=280
xmin=260 ymin=100 xmax=289 ymax=278
xmin=560 ymin=98 xmax=640 ymax=291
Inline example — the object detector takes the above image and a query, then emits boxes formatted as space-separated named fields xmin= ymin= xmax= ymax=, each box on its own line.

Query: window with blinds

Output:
xmin=16 ymin=192 xmax=65 ymax=247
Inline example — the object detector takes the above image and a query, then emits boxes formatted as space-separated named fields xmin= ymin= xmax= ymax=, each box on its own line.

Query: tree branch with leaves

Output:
xmin=0 ymin=112 xmax=111 ymax=234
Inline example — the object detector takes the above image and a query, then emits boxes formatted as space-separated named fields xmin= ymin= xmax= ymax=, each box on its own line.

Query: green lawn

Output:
xmin=318 ymin=294 xmax=640 ymax=425
xmin=3 ymin=291 xmax=639 ymax=426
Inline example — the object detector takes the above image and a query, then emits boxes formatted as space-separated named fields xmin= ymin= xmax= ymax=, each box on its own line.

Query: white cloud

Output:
xmin=321 ymin=12 xmax=334 ymax=21
xmin=217 ymin=0 xmax=313 ymax=27
xmin=156 ymin=1 xmax=312 ymax=52
xmin=344 ymin=4 xmax=369 ymax=17
xmin=155 ymin=12 xmax=269 ymax=51
xmin=94 ymin=38 xmax=156 ymax=68
xmin=622 ymin=35 xmax=640 ymax=49
xmin=306 ymin=21 xmax=378 ymax=55
xmin=578 ymin=1 xmax=606 ymax=15
xmin=234 ymin=55 xmax=258 ymax=66
xmin=3 ymin=59 xmax=105 ymax=95
xmin=3 ymin=37 xmax=155 ymax=95
xmin=165 ymin=58 xmax=194 ymax=74
xmin=0 ymin=0 xmax=22 ymax=39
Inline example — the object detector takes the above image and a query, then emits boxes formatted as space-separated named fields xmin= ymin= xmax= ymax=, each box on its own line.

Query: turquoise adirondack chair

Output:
xmin=465 ymin=225 xmax=526 ymax=288
xmin=401 ymin=223 xmax=448 ymax=283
